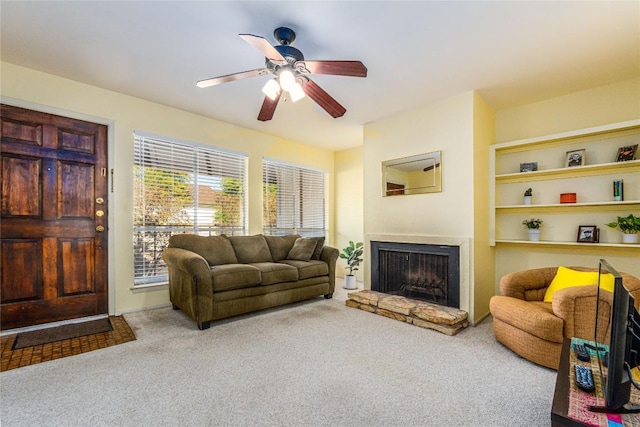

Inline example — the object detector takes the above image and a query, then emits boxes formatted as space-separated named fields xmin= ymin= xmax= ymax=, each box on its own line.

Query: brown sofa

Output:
xmin=489 ymin=266 xmax=640 ymax=370
xmin=162 ymin=234 xmax=338 ymax=330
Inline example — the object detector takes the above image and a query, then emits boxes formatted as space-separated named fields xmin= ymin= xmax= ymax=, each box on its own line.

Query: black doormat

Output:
xmin=12 ymin=318 xmax=113 ymax=350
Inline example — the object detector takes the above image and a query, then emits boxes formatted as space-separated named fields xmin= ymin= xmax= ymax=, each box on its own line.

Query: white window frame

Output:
xmin=262 ymin=158 xmax=327 ymax=237
xmin=133 ymin=131 xmax=248 ymax=285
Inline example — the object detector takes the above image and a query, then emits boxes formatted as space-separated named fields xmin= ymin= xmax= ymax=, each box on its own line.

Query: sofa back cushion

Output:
xmin=311 ymin=237 xmax=325 ymax=260
xmin=287 ymin=237 xmax=319 ymax=261
xmin=264 ymin=234 xmax=300 ymax=261
xmin=167 ymin=234 xmax=238 ymax=265
xmin=228 ymin=234 xmax=273 ymax=263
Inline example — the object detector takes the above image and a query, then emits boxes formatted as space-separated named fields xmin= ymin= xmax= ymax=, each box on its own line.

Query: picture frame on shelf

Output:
xmin=577 ymin=225 xmax=599 ymax=243
xmin=615 ymin=144 xmax=638 ymax=162
xmin=519 ymin=162 xmax=538 ymax=173
xmin=566 ymin=149 xmax=586 ymax=167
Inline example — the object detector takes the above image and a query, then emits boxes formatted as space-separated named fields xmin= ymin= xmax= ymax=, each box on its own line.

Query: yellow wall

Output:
xmin=496 ymin=78 xmax=640 ymax=143
xmin=364 ymin=92 xmax=475 ymax=238
xmin=472 ymin=93 xmax=496 ymax=321
xmin=4 ymin=60 xmax=637 ymax=319
xmin=1 ymin=62 xmax=336 ymax=314
xmin=494 ymin=77 xmax=640 ymax=282
xmin=362 ymin=91 xmax=495 ymax=323
xmin=334 ymin=146 xmax=364 ymax=281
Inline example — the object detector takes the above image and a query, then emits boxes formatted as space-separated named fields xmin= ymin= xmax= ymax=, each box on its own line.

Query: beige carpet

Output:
xmin=0 ymin=282 xmax=556 ymax=426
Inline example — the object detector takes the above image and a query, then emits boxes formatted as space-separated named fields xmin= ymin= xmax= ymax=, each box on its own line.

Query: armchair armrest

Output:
xmin=499 ymin=267 xmax=558 ymax=301
xmin=551 ymin=284 xmax=605 ymax=340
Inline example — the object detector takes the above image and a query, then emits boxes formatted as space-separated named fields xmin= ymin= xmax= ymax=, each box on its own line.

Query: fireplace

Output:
xmin=370 ymin=241 xmax=460 ymax=308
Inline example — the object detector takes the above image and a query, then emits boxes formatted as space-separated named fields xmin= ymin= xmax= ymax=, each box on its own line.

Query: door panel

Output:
xmin=1 ymin=155 xmax=42 ymax=217
xmin=1 ymin=239 xmax=43 ymax=303
xmin=1 ymin=104 xmax=108 ymax=329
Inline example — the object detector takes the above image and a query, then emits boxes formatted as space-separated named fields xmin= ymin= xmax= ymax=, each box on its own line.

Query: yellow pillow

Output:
xmin=543 ymin=266 xmax=615 ymax=302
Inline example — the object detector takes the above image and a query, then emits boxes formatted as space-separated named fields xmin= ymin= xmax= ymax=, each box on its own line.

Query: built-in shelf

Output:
xmin=495 ymin=239 xmax=640 ymax=249
xmin=495 ymin=159 xmax=640 ymax=182
xmin=490 ymin=119 xmax=640 ymax=249
xmin=496 ymin=200 xmax=640 ymax=210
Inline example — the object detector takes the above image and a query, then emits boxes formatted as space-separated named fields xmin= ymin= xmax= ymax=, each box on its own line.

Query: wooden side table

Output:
xmin=551 ymin=339 xmax=590 ymax=427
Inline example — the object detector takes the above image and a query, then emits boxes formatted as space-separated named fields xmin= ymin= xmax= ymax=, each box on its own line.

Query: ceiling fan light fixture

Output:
xmin=262 ymin=79 xmax=281 ymax=100
xmin=288 ymin=82 xmax=305 ymax=102
xmin=278 ymin=68 xmax=297 ymax=92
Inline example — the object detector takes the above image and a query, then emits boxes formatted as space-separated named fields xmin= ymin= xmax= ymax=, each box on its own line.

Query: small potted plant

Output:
xmin=523 ymin=188 xmax=533 ymax=205
xmin=522 ymin=218 xmax=543 ymax=241
xmin=605 ymin=214 xmax=640 ymax=244
xmin=339 ymin=241 xmax=364 ymax=290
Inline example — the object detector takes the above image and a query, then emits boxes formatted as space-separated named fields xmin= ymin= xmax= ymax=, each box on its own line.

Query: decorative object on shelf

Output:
xmin=615 ymin=144 xmax=638 ymax=162
xmin=576 ymin=225 xmax=599 ymax=243
xmin=519 ymin=162 xmax=538 ymax=173
xmin=613 ymin=179 xmax=624 ymax=202
xmin=522 ymin=218 xmax=543 ymax=241
xmin=523 ymin=188 xmax=533 ymax=205
xmin=565 ymin=149 xmax=586 ymax=167
xmin=340 ymin=241 xmax=364 ymax=290
xmin=605 ymin=214 xmax=640 ymax=244
xmin=560 ymin=193 xmax=577 ymax=204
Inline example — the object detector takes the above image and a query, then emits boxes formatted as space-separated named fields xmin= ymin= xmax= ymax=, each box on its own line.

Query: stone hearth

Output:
xmin=346 ymin=290 xmax=468 ymax=336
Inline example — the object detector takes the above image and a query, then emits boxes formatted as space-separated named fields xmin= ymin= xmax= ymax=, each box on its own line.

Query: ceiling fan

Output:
xmin=196 ymin=27 xmax=367 ymax=121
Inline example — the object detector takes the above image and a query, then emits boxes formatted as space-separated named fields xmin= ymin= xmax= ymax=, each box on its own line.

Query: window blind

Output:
xmin=133 ymin=133 xmax=248 ymax=285
xmin=263 ymin=159 xmax=327 ymax=237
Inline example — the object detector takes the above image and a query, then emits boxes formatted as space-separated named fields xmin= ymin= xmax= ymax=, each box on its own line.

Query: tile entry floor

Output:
xmin=1 ymin=316 xmax=135 ymax=371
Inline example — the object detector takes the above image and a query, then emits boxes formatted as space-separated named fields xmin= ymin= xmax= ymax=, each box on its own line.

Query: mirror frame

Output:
xmin=382 ymin=150 xmax=442 ymax=197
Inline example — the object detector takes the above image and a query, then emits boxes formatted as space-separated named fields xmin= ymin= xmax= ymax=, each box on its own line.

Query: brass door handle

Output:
xmin=96 ymin=225 xmax=105 ymax=232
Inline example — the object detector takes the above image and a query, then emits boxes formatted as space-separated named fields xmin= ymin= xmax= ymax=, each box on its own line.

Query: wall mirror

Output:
xmin=382 ymin=150 xmax=442 ymax=196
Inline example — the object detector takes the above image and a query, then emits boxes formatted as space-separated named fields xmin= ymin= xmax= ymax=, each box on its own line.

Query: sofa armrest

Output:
xmin=162 ymin=247 xmax=211 ymax=279
xmin=320 ymin=245 xmax=339 ymax=293
xmin=499 ymin=267 xmax=558 ymax=301
xmin=162 ymin=247 xmax=213 ymax=323
xmin=551 ymin=284 xmax=605 ymax=340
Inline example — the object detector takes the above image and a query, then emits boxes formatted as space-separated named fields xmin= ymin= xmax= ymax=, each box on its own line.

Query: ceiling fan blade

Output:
xmin=297 ymin=60 xmax=367 ymax=77
xmin=196 ymin=68 xmax=269 ymax=88
xmin=239 ymin=34 xmax=288 ymax=66
xmin=301 ymin=78 xmax=346 ymax=118
xmin=257 ymin=93 xmax=282 ymax=121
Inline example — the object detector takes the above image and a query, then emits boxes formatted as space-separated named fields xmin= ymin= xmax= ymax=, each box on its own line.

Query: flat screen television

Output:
xmin=590 ymin=259 xmax=640 ymax=413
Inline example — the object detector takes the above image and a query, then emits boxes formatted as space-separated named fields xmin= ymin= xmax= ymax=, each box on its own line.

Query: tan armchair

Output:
xmin=489 ymin=267 xmax=640 ymax=370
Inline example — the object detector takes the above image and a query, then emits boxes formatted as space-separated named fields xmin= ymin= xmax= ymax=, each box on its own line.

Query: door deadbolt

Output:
xmin=96 ymin=225 xmax=105 ymax=232
xmin=96 ymin=197 xmax=104 ymax=204
xmin=96 ymin=210 xmax=104 ymax=217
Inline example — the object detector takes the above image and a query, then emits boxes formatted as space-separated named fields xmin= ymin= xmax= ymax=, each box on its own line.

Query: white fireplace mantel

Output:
xmin=364 ymin=234 xmax=471 ymax=318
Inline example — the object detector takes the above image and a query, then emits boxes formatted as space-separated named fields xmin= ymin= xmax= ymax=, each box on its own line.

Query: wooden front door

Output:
xmin=1 ymin=104 xmax=108 ymax=330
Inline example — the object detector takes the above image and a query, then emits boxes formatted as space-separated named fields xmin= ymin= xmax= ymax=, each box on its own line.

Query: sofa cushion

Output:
xmin=264 ymin=234 xmax=300 ymax=261
xmin=168 ymin=234 xmax=238 ymax=265
xmin=311 ymin=237 xmax=325 ymax=260
xmin=278 ymin=260 xmax=329 ymax=280
xmin=228 ymin=235 xmax=273 ymax=264
xmin=287 ymin=237 xmax=318 ymax=261
xmin=250 ymin=262 xmax=298 ymax=285
xmin=211 ymin=264 xmax=262 ymax=292
xmin=543 ymin=266 xmax=614 ymax=302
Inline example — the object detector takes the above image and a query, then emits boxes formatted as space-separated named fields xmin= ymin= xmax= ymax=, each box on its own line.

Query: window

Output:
xmin=263 ymin=159 xmax=327 ymax=237
xmin=133 ymin=132 xmax=247 ymax=285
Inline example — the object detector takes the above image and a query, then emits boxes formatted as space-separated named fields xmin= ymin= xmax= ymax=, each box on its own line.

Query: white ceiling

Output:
xmin=1 ymin=1 xmax=638 ymax=151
